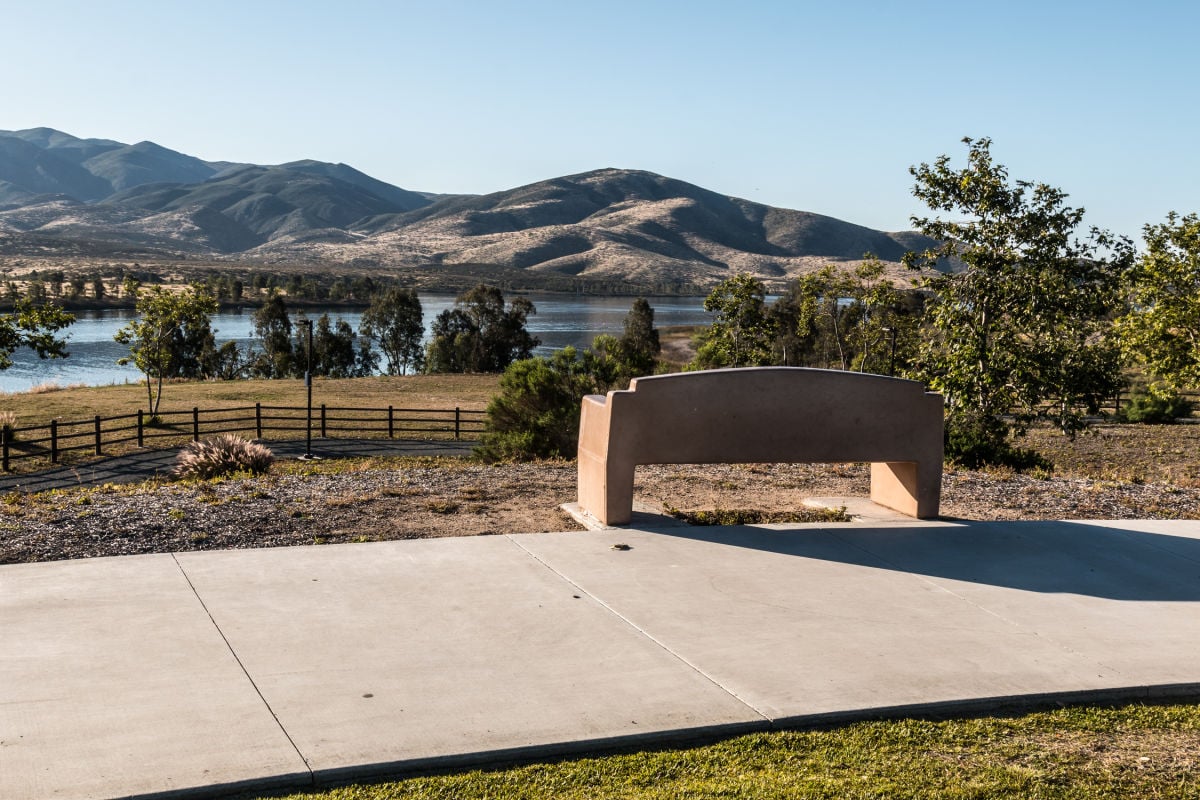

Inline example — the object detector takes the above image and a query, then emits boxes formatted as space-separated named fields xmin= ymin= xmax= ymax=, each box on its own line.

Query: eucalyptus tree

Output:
xmin=426 ymin=284 xmax=538 ymax=373
xmin=361 ymin=287 xmax=424 ymax=375
xmin=250 ymin=292 xmax=294 ymax=378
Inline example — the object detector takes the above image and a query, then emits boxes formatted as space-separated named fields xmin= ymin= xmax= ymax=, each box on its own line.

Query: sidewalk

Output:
xmin=0 ymin=437 xmax=475 ymax=493
xmin=3 ymin=516 xmax=1200 ymax=800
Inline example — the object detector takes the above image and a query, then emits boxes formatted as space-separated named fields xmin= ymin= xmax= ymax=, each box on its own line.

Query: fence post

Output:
xmin=192 ymin=407 xmax=200 ymax=442
xmin=138 ymin=410 xmax=144 ymax=448
xmin=388 ymin=406 xmax=394 ymax=439
xmin=2 ymin=425 xmax=9 ymax=471
xmin=320 ymin=405 xmax=327 ymax=438
xmin=255 ymin=403 xmax=263 ymax=439
xmin=50 ymin=419 xmax=59 ymax=464
xmin=455 ymin=407 xmax=461 ymax=440
xmin=94 ymin=415 xmax=102 ymax=455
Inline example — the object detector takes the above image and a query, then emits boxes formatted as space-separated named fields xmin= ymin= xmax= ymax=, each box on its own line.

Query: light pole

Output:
xmin=301 ymin=319 xmax=316 ymax=460
xmin=882 ymin=326 xmax=898 ymax=377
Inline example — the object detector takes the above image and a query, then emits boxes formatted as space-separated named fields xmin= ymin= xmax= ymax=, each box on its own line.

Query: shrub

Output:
xmin=476 ymin=347 xmax=612 ymax=462
xmin=173 ymin=434 xmax=274 ymax=480
xmin=944 ymin=411 xmax=1050 ymax=471
xmin=1119 ymin=390 xmax=1195 ymax=424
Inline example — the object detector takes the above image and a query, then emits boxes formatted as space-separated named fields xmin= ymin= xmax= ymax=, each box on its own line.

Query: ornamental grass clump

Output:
xmin=0 ymin=410 xmax=16 ymax=440
xmin=173 ymin=434 xmax=274 ymax=480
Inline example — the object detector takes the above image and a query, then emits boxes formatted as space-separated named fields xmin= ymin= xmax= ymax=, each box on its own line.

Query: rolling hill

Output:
xmin=0 ymin=128 xmax=938 ymax=289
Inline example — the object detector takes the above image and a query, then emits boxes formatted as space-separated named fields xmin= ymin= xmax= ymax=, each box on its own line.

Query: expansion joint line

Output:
xmin=170 ymin=554 xmax=314 ymax=777
xmin=504 ymin=535 xmax=772 ymax=725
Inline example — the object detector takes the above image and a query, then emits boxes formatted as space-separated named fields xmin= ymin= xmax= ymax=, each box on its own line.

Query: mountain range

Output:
xmin=0 ymin=127 xmax=937 ymax=289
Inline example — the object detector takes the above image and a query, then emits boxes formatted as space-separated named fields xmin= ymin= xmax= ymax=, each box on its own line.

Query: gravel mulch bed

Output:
xmin=2 ymin=460 xmax=1198 ymax=565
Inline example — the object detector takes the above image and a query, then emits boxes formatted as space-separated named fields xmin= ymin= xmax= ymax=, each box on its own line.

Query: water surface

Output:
xmin=1 ymin=294 xmax=712 ymax=393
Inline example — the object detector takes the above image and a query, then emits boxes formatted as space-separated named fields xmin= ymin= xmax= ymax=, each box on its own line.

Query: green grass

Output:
xmin=248 ymin=702 xmax=1200 ymax=799
xmin=664 ymin=505 xmax=851 ymax=525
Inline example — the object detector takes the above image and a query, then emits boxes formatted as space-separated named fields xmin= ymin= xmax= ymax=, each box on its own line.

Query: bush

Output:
xmin=173 ymin=434 xmax=274 ymax=480
xmin=1119 ymin=390 xmax=1195 ymax=424
xmin=476 ymin=347 xmax=611 ymax=462
xmin=944 ymin=411 xmax=1051 ymax=471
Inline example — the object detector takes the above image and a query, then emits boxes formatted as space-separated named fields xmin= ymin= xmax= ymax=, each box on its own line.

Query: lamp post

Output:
xmin=882 ymin=326 xmax=898 ymax=377
xmin=301 ymin=319 xmax=315 ymax=460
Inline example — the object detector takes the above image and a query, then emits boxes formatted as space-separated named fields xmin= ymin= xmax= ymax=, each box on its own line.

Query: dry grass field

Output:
xmin=0 ymin=373 xmax=500 ymax=424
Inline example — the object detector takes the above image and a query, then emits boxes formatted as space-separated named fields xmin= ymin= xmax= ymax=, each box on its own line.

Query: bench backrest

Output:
xmin=581 ymin=367 xmax=943 ymax=465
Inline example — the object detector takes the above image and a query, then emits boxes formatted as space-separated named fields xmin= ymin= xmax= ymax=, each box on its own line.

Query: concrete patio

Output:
xmin=3 ymin=516 xmax=1199 ymax=799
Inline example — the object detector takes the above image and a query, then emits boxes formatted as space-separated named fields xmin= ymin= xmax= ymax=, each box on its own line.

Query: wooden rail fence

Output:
xmin=0 ymin=404 xmax=486 ymax=471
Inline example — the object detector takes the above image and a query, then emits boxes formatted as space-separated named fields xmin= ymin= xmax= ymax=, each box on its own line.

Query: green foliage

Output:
xmin=770 ymin=258 xmax=919 ymax=373
xmin=944 ymin=409 xmax=1052 ymax=471
xmin=588 ymin=298 xmax=664 ymax=383
xmin=905 ymin=137 xmax=1133 ymax=453
xmin=294 ymin=313 xmax=376 ymax=378
xmin=618 ymin=297 xmax=661 ymax=376
xmin=0 ymin=297 xmax=75 ymax=370
xmin=250 ymin=292 xmax=295 ymax=378
xmin=476 ymin=347 xmax=612 ymax=461
xmin=426 ymin=284 xmax=538 ymax=373
xmin=114 ymin=286 xmax=219 ymax=414
xmin=475 ymin=298 xmax=661 ymax=461
xmin=360 ymin=287 xmax=424 ymax=375
xmin=693 ymin=273 xmax=776 ymax=368
xmin=1119 ymin=388 xmax=1195 ymax=424
xmin=172 ymin=434 xmax=274 ymax=480
xmin=1115 ymin=211 xmax=1200 ymax=391
xmin=664 ymin=505 xmax=851 ymax=525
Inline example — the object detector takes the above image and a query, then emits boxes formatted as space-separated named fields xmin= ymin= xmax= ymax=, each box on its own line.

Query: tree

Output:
xmin=587 ymin=298 xmax=663 ymax=384
xmin=0 ymin=297 xmax=75 ymax=370
xmin=425 ymin=284 xmax=538 ymax=373
xmin=617 ymin=297 xmax=660 ymax=377
xmin=905 ymin=137 xmax=1133 ymax=461
xmin=294 ymin=313 xmax=376 ymax=378
xmin=114 ymin=286 xmax=219 ymax=415
xmin=361 ymin=287 xmax=425 ymax=375
xmin=692 ymin=273 xmax=776 ymax=368
xmin=770 ymin=258 xmax=915 ymax=373
xmin=250 ymin=292 xmax=295 ymax=378
xmin=1114 ymin=212 xmax=1200 ymax=392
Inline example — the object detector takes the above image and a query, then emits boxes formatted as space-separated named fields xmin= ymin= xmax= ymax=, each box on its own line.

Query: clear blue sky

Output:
xmin=4 ymin=0 xmax=1196 ymax=241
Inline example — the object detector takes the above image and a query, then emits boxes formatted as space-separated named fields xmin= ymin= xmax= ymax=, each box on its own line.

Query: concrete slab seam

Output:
xmin=822 ymin=526 xmax=1126 ymax=678
xmin=169 ymin=553 xmax=316 ymax=784
xmin=502 ymin=534 xmax=772 ymax=725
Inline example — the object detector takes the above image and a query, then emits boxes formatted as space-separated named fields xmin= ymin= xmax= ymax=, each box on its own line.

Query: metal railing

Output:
xmin=0 ymin=404 xmax=485 ymax=471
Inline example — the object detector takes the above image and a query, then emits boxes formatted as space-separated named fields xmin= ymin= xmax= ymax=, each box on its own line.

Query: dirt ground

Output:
xmin=3 ymin=451 xmax=1198 ymax=564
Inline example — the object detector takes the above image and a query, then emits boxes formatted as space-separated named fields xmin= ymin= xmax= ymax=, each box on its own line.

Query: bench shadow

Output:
xmin=646 ymin=519 xmax=1200 ymax=602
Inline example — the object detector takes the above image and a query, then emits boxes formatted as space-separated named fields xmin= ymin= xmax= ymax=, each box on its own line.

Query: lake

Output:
xmin=0 ymin=294 xmax=713 ymax=393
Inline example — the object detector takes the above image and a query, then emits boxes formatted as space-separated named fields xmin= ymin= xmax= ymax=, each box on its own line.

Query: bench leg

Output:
xmin=870 ymin=461 xmax=940 ymax=519
xmin=578 ymin=449 xmax=635 ymax=525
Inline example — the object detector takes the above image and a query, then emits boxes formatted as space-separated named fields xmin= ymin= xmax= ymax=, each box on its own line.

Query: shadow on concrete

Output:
xmin=648 ymin=520 xmax=1200 ymax=602
xmin=0 ymin=438 xmax=476 ymax=494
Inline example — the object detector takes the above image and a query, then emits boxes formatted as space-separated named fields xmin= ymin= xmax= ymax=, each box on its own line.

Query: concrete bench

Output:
xmin=576 ymin=367 xmax=944 ymax=524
